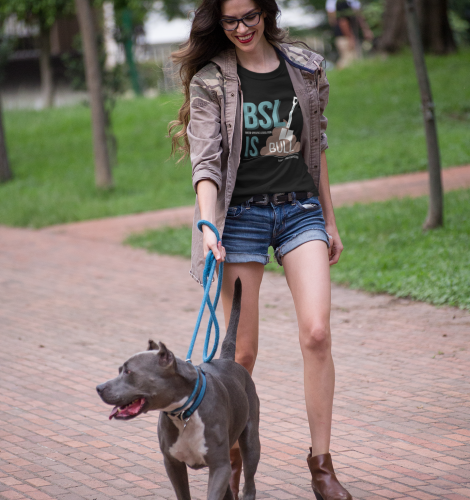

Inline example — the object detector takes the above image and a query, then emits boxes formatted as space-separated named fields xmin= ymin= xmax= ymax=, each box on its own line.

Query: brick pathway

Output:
xmin=41 ymin=165 xmax=470 ymax=244
xmin=1 ymin=222 xmax=469 ymax=500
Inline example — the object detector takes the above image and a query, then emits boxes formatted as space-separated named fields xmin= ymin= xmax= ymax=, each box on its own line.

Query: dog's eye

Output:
xmin=125 ymin=369 xmax=131 ymax=375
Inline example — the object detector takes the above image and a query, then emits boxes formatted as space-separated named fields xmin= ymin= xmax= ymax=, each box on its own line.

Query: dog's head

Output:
xmin=96 ymin=340 xmax=177 ymax=420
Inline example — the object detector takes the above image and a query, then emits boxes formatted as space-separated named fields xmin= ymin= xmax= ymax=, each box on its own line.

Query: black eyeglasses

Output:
xmin=219 ymin=11 xmax=263 ymax=31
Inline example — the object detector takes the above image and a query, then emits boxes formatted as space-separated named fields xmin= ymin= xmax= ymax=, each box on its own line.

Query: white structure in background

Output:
xmin=3 ymin=15 xmax=39 ymax=37
xmin=144 ymin=10 xmax=191 ymax=45
xmin=103 ymin=2 xmax=123 ymax=69
xmin=278 ymin=3 xmax=324 ymax=31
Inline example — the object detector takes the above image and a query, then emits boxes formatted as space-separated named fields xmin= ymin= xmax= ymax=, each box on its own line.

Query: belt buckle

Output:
xmin=257 ymin=194 xmax=269 ymax=206
xmin=272 ymin=193 xmax=285 ymax=205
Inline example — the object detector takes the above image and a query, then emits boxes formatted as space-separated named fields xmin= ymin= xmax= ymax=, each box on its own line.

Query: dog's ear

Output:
xmin=148 ymin=340 xmax=159 ymax=351
xmin=156 ymin=342 xmax=174 ymax=368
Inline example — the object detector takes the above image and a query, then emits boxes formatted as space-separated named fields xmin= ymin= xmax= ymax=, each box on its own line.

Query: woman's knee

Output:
xmin=235 ymin=347 xmax=257 ymax=374
xmin=299 ymin=324 xmax=331 ymax=357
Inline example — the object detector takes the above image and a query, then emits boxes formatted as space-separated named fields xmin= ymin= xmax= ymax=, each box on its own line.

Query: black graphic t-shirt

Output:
xmin=230 ymin=57 xmax=317 ymax=207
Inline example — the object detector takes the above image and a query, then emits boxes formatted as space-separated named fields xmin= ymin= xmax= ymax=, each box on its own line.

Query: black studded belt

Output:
xmin=248 ymin=191 xmax=315 ymax=206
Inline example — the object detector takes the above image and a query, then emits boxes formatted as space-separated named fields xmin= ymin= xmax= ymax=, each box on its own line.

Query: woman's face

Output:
xmin=220 ymin=0 xmax=267 ymax=54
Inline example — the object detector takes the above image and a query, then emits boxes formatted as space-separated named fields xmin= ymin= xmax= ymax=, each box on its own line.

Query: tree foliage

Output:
xmin=449 ymin=0 xmax=470 ymax=19
xmin=158 ymin=0 xmax=195 ymax=20
xmin=112 ymin=0 xmax=154 ymax=28
xmin=0 ymin=0 xmax=74 ymax=29
xmin=0 ymin=0 xmax=75 ymax=108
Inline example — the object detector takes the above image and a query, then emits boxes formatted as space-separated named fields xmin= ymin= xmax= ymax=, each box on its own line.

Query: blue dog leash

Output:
xmin=164 ymin=221 xmax=222 ymax=424
xmin=186 ymin=220 xmax=224 ymax=364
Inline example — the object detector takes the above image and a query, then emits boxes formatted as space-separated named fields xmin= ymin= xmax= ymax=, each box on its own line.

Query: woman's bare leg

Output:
xmin=220 ymin=261 xmax=265 ymax=375
xmin=282 ymin=240 xmax=334 ymax=456
xmin=220 ymin=262 xmax=264 ymax=499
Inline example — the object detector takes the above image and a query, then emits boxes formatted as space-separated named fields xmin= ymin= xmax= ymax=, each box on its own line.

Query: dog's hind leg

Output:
xmin=238 ymin=387 xmax=260 ymax=500
xmin=238 ymin=423 xmax=259 ymax=500
xmin=163 ymin=455 xmax=191 ymax=500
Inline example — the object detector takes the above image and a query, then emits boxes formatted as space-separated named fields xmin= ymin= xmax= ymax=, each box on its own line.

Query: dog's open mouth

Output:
xmin=109 ymin=397 xmax=147 ymax=420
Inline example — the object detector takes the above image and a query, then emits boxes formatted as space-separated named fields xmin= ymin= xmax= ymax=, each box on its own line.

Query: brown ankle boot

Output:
xmin=307 ymin=449 xmax=352 ymax=500
xmin=230 ymin=447 xmax=243 ymax=500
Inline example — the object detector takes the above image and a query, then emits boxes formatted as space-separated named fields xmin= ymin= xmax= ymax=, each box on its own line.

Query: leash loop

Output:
xmin=185 ymin=220 xmax=224 ymax=364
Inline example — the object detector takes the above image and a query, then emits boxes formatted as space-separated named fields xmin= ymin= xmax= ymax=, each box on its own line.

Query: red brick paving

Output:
xmin=1 ymin=221 xmax=469 ymax=500
xmin=41 ymin=165 xmax=470 ymax=245
xmin=41 ymin=205 xmax=195 ymax=245
xmin=2 ymin=166 xmax=470 ymax=499
xmin=329 ymin=164 xmax=470 ymax=207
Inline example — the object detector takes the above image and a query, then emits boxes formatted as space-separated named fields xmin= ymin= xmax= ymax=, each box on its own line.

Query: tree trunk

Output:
xmin=421 ymin=0 xmax=456 ymax=54
xmin=38 ymin=26 xmax=54 ymax=108
xmin=379 ymin=0 xmax=407 ymax=53
xmin=380 ymin=0 xmax=456 ymax=54
xmin=0 ymin=97 xmax=12 ymax=183
xmin=404 ymin=0 xmax=443 ymax=230
xmin=75 ymin=0 xmax=113 ymax=189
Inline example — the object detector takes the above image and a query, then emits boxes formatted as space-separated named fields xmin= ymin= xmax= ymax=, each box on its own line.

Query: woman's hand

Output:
xmin=202 ymin=226 xmax=226 ymax=263
xmin=325 ymin=224 xmax=343 ymax=266
xmin=196 ymin=179 xmax=225 ymax=263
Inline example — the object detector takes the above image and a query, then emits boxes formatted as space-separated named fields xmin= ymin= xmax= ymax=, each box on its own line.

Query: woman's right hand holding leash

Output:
xmin=202 ymin=226 xmax=226 ymax=262
xmin=197 ymin=179 xmax=226 ymax=263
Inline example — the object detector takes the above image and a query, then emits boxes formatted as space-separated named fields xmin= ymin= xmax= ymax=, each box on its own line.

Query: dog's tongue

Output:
xmin=109 ymin=406 xmax=120 ymax=420
xmin=109 ymin=398 xmax=145 ymax=420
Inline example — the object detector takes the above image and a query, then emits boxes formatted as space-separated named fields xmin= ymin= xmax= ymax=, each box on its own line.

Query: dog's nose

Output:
xmin=96 ymin=383 xmax=105 ymax=395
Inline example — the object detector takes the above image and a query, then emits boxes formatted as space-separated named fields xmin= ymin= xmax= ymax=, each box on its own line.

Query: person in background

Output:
xmin=326 ymin=0 xmax=373 ymax=68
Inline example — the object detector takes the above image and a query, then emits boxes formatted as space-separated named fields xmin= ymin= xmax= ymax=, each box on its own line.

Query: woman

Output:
xmin=170 ymin=1 xmax=350 ymax=499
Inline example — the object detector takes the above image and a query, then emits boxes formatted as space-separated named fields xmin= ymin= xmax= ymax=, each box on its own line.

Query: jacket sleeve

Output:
xmin=319 ymin=69 xmax=329 ymax=152
xmin=187 ymin=74 xmax=224 ymax=192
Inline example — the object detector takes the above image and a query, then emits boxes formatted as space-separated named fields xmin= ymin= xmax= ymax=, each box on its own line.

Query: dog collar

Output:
xmin=165 ymin=366 xmax=206 ymax=421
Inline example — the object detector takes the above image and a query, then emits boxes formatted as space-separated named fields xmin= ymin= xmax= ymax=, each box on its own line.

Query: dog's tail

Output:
xmin=219 ymin=278 xmax=242 ymax=361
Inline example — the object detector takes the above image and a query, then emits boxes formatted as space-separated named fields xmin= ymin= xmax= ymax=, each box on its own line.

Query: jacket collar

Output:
xmin=210 ymin=42 xmax=323 ymax=79
xmin=211 ymin=48 xmax=238 ymax=81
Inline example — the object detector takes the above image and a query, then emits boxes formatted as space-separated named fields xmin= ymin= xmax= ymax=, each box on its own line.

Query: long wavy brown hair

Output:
xmin=169 ymin=0 xmax=298 ymax=162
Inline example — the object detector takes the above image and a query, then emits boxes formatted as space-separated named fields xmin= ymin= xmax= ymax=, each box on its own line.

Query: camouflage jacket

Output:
xmin=188 ymin=43 xmax=330 ymax=285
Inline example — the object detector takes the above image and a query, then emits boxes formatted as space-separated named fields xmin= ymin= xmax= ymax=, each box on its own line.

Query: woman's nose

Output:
xmin=236 ymin=22 xmax=250 ymax=35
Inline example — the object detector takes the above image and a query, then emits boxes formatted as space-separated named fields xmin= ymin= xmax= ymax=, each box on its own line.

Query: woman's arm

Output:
xmin=188 ymin=74 xmax=226 ymax=264
xmin=318 ymin=151 xmax=343 ymax=265
xmin=196 ymin=179 xmax=225 ymax=263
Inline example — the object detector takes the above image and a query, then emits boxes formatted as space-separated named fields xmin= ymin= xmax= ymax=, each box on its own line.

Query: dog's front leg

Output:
xmin=207 ymin=462 xmax=232 ymax=500
xmin=163 ymin=454 xmax=191 ymax=500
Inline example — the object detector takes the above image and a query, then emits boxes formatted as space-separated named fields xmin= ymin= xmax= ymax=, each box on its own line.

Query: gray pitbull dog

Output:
xmin=96 ymin=279 xmax=260 ymax=500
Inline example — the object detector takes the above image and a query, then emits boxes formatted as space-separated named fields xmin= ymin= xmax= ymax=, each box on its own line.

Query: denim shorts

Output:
xmin=222 ymin=196 xmax=329 ymax=266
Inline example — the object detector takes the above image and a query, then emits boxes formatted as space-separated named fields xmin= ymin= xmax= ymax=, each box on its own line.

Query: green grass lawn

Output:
xmin=126 ymin=189 xmax=470 ymax=310
xmin=325 ymin=50 xmax=470 ymax=182
xmin=1 ymin=50 xmax=469 ymax=227
xmin=0 ymin=95 xmax=194 ymax=227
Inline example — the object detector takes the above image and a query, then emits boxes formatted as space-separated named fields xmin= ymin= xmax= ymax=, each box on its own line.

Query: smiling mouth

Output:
xmin=236 ymin=32 xmax=255 ymax=44
xmin=109 ymin=397 xmax=147 ymax=420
